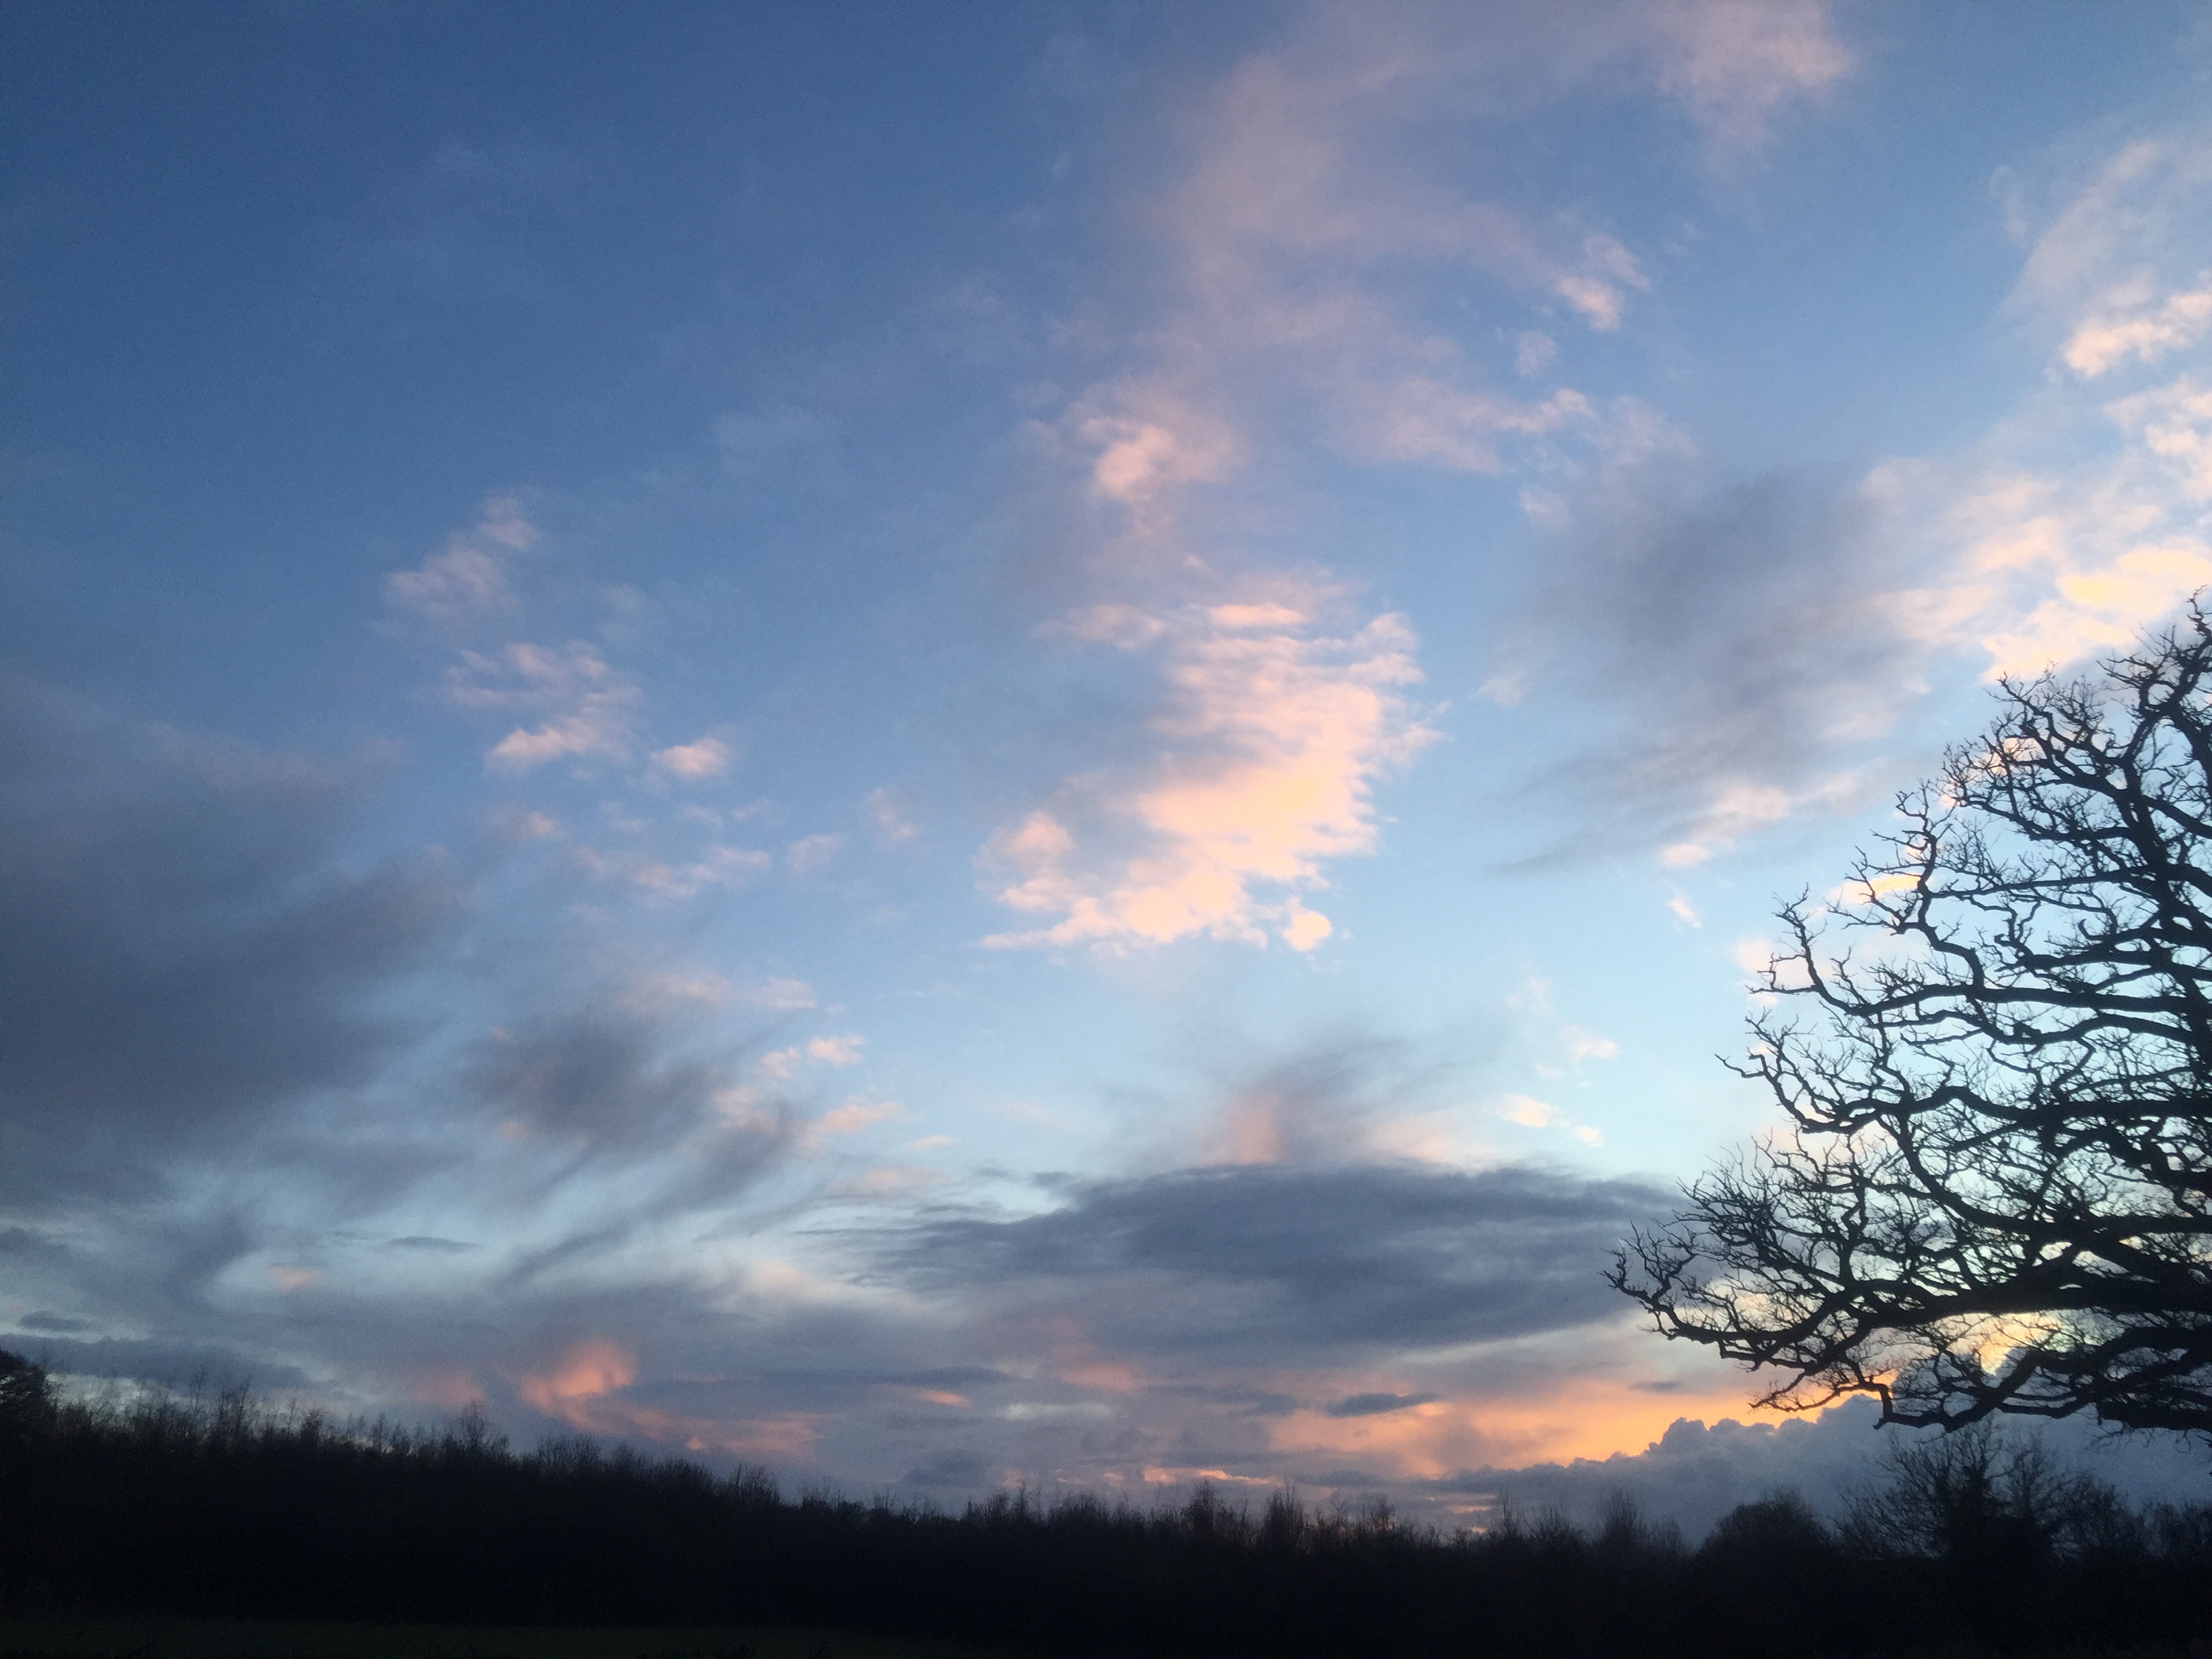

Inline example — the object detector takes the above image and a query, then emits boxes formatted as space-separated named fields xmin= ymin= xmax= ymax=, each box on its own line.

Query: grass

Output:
xmin=0 ymin=1619 xmax=1021 ymax=1659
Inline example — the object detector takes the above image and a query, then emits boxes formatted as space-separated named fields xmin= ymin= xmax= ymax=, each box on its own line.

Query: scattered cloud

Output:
xmin=982 ymin=4 xmax=1854 ymax=913
xmin=1879 ymin=131 xmax=2212 ymax=682
xmin=865 ymin=787 xmax=918 ymax=843
xmin=758 ymin=1034 xmax=866 ymax=1082
xmin=1641 ymin=0 xmax=1853 ymax=155
xmin=1496 ymin=1094 xmax=1602 ymax=1148
xmin=578 ymin=841 xmax=772 ymax=900
xmin=444 ymin=642 xmax=641 ymax=773
xmin=787 ymin=833 xmax=844 ymax=876
xmin=384 ymin=495 xmax=538 ymax=623
xmin=2062 ymin=273 xmax=2212 ymax=378
xmin=653 ymin=736 xmax=733 ymax=780
xmin=1476 ymin=126 xmax=2212 ymax=867
xmin=805 ymin=1106 xmax=907 ymax=1159
xmin=742 ymin=977 xmax=818 ymax=1012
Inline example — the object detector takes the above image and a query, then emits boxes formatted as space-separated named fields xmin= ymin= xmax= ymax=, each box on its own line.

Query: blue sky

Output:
xmin=7 ymin=1 xmax=2212 ymax=1524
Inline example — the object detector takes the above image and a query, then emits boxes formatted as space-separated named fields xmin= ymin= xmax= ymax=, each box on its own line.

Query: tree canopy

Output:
xmin=1613 ymin=611 xmax=2212 ymax=1437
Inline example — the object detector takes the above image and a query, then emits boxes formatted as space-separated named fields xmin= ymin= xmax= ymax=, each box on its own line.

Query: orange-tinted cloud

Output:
xmin=983 ymin=597 xmax=1435 ymax=953
xmin=518 ymin=1338 xmax=637 ymax=1422
xmin=1267 ymin=1371 xmax=1769 ymax=1481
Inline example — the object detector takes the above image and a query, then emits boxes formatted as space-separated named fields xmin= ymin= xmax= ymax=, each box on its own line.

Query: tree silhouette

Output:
xmin=1614 ymin=611 xmax=2212 ymax=1437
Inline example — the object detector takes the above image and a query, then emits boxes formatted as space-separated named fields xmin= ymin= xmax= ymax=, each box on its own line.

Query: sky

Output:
xmin=6 ymin=0 xmax=2212 ymax=1532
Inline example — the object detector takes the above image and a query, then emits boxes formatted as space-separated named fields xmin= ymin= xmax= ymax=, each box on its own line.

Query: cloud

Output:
xmin=865 ymin=787 xmax=918 ymax=842
xmin=806 ymin=1036 xmax=865 ymax=1067
xmin=2062 ymin=274 xmax=2212 ymax=378
xmin=1126 ymin=0 xmax=1848 ymax=468
xmin=1639 ymin=0 xmax=1853 ymax=155
xmin=1496 ymin=1095 xmax=1603 ymax=1149
xmin=0 ymin=674 xmax=459 ymax=1205
xmin=1188 ymin=1038 xmax=1489 ymax=1171
xmin=1422 ymin=1394 xmax=2211 ymax=1542
xmin=988 ymin=5 xmax=1852 ymax=897
xmin=1470 ymin=123 xmax=2212 ymax=868
xmin=652 ymin=737 xmax=733 ymax=780
xmin=800 ymin=1098 xmax=907 ymax=1155
xmin=880 ymin=1162 xmax=1671 ymax=1365
xmin=982 ymin=597 xmax=1435 ymax=952
xmin=1492 ymin=466 xmax=1912 ymax=859
xmin=1326 ymin=1390 xmax=1440 ymax=1418
xmin=1877 ymin=129 xmax=2212 ymax=682
xmin=518 ymin=1337 xmax=637 ymax=1420
xmin=586 ymin=842 xmax=772 ymax=901
xmin=743 ymin=977 xmax=817 ymax=1012
xmin=756 ymin=1035 xmax=865 ymax=1083
xmin=787 ymin=833 xmax=844 ymax=876
xmin=321 ymin=136 xmax=596 ymax=313
xmin=468 ymin=1013 xmax=762 ymax=1150
xmin=383 ymin=495 xmax=538 ymax=623
xmin=444 ymin=641 xmax=641 ymax=773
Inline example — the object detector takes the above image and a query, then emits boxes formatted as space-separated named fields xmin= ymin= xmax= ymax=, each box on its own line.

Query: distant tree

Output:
xmin=1839 ymin=1420 xmax=2123 ymax=1566
xmin=1612 ymin=611 xmax=2212 ymax=1438
xmin=0 ymin=1347 xmax=55 ymax=1442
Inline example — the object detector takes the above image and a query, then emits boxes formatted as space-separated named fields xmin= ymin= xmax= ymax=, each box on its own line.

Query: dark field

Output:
xmin=0 ymin=1622 xmax=1012 ymax=1659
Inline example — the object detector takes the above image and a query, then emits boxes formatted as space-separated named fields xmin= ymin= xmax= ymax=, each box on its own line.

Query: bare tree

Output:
xmin=1612 ymin=611 xmax=2212 ymax=1437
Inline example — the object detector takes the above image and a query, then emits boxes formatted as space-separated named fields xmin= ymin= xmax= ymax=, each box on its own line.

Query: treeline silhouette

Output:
xmin=3 ymin=1350 xmax=2208 ymax=1658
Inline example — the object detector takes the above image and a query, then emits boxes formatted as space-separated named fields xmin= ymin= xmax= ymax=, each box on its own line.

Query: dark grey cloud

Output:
xmin=467 ymin=1017 xmax=729 ymax=1147
xmin=1155 ymin=1382 xmax=1298 ymax=1418
xmin=1325 ymin=1391 xmax=1439 ymax=1418
xmin=0 ymin=674 xmax=460 ymax=1202
xmin=15 ymin=1334 xmax=319 ymax=1395
xmin=1502 ymin=471 xmax=1927 ymax=855
xmin=903 ymin=1448 xmax=996 ymax=1490
xmin=16 ymin=1312 xmax=91 ymax=1333
xmin=0 ymin=673 xmax=804 ymax=1425
xmin=880 ymin=1162 xmax=1670 ymax=1363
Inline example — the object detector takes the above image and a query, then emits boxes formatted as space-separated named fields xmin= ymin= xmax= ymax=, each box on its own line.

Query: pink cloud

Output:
xmin=443 ymin=641 xmax=640 ymax=773
xmin=983 ymin=596 xmax=1435 ymax=953
xmin=383 ymin=494 xmax=537 ymax=623
xmin=652 ymin=735 xmax=733 ymax=779
xmin=518 ymin=1338 xmax=637 ymax=1422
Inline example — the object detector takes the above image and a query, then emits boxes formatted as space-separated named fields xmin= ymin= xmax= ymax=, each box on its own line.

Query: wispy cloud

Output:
xmin=1488 ymin=118 xmax=2212 ymax=867
xmin=787 ymin=833 xmax=844 ymax=876
xmin=1892 ymin=129 xmax=2212 ymax=678
xmin=800 ymin=1096 xmax=906 ymax=1154
xmin=1497 ymin=1093 xmax=1603 ymax=1149
xmin=985 ymin=2 xmax=1851 ymax=914
xmin=0 ymin=674 xmax=459 ymax=1206
xmin=443 ymin=641 xmax=642 ymax=773
xmin=575 ymin=841 xmax=771 ymax=901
